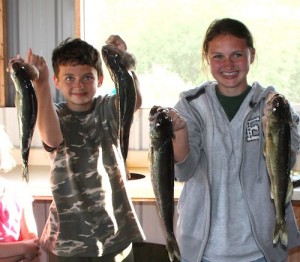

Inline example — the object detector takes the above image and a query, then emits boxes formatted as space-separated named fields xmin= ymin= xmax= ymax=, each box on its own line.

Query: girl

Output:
xmin=170 ymin=18 xmax=300 ymax=262
xmin=0 ymin=126 xmax=40 ymax=261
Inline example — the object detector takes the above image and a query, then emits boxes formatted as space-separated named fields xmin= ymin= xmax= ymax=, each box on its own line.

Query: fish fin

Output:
xmin=263 ymin=143 xmax=266 ymax=157
xmin=166 ymin=235 xmax=181 ymax=262
xmin=270 ymin=188 xmax=274 ymax=200
xmin=273 ymin=219 xmax=288 ymax=247
xmin=285 ymin=180 xmax=293 ymax=204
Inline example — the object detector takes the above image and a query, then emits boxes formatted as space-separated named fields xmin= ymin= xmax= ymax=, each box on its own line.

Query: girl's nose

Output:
xmin=223 ymin=57 xmax=234 ymax=67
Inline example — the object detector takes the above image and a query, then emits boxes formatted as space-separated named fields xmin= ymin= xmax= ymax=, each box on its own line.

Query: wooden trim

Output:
xmin=0 ymin=0 xmax=7 ymax=107
xmin=74 ymin=0 xmax=81 ymax=37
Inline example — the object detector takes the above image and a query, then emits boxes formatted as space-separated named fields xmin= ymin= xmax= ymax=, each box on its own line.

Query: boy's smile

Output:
xmin=54 ymin=64 xmax=103 ymax=112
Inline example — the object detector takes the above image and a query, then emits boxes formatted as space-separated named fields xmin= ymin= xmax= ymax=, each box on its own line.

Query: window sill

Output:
xmin=10 ymin=148 xmax=149 ymax=168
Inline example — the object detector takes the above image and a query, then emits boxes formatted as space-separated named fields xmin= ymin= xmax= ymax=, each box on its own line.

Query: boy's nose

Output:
xmin=75 ymin=79 xmax=84 ymax=88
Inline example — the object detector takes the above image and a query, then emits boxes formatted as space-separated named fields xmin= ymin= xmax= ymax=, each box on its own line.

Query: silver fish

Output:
xmin=264 ymin=93 xmax=293 ymax=247
xmin=149 ymin=105 xmax=181 ymax=262
xmin=101 ymin=45 xmax=137 ymax=180
xmin=9 ymin=61 xmax=38 ymax=182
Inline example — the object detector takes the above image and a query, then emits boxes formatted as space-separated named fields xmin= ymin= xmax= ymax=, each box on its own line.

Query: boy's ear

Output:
xmin=98 ymin=75 xmax=104 ymax=87
xmin=53 ymin=76 xmax=60 ymax=89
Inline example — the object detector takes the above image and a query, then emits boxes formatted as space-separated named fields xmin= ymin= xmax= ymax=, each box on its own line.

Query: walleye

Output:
xmin=149 ymin=106 xmax=181 ymax=262
xmin=9 ymin=61 xmax=38 ymax=182
xmin=264 ymin=93 xmax=293 ymax=247
xmin=101 ymin=45 xmax=137 ymax=180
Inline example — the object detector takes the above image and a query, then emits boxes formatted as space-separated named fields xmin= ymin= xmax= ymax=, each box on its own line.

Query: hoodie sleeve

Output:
xmin=174 ymin=86 xmax=206 ymax=182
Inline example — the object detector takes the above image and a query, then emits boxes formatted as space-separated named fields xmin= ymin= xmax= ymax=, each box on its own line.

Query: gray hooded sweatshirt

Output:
xmin=174 ymin=81 xmax=300 ymax=262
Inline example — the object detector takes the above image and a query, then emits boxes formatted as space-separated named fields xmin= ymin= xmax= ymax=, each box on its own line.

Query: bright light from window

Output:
xmin=81 ymin=0 xmax=300 ymax=108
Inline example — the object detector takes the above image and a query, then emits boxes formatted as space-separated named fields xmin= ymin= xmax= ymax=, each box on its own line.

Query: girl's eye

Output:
xmin=233 ymin=52 xmax=243 ymax=58
xmin=212 ymin=54 xmax=223 ymax=60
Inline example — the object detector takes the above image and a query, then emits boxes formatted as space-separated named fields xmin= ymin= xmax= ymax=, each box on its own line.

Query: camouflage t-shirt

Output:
xmin=40 ymin=95 xmax=145 ymax=257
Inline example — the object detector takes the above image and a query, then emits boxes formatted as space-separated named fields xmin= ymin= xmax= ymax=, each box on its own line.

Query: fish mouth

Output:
xmin=267 ymin=94 xmax=288 ymax=111
xmin=149 ymin=106 xmax=169 ymax=122
xmin=149 ymin=106 xmax=171 ymax=131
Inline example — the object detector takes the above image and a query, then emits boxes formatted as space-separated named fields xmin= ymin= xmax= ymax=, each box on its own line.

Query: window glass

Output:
xmin=82 ymin=0 xmax=300 ymax=108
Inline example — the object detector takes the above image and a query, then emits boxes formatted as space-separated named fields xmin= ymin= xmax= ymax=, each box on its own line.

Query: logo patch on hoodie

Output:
xmin=246 ymin=116 xmax=260 ymax=141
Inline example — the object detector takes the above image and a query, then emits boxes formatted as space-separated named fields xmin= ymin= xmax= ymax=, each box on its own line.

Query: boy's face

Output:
xmin=54 ymin=64 xmax=103 ymax=111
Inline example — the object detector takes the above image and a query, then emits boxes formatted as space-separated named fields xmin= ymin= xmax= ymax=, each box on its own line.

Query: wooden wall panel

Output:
xmin=0 ymin=0 xmax=6 ymax=107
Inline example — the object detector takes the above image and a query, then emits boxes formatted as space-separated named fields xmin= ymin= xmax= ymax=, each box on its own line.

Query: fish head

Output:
xmin=101 ymin=45 xmax=136 ymax=72
xmin=9 ymin=61 xmax=39 ymax=81
xmin=266 ymin=94 xmax=291 ymax=123
xmin=149 ymin=106 xmax=174 ymax=143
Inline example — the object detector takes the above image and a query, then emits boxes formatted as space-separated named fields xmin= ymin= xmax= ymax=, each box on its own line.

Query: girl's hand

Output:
xmin=168 ymin=108 xmax=189 ymax=163
xmin=22 ymin=238 xmax=40 ymax=260
xmin=168 ymin=108 xmax=187 ymax=132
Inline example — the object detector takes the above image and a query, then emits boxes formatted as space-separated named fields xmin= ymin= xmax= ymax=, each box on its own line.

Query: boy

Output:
xmin=25 ymin=35 xmax=145 ymax=261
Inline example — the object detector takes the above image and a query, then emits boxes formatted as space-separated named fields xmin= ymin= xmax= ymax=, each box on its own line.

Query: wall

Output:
xmin=6 ymin=0 xmax=76 ymax=105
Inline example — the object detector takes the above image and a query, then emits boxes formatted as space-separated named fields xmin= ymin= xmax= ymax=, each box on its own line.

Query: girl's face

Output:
xmin=206 ymin=34 xmax=255 ymax=96
xmin=54 ymin=64 xmax=103 ymax=112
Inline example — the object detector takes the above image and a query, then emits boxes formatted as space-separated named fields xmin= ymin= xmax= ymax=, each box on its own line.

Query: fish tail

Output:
xmin=166 ymin=235 xmax=181 ymax=262
xmin=22 ymin=164 xmax=29 ymax=183
xmin=273 ymin=219 xmax=288 ymax=247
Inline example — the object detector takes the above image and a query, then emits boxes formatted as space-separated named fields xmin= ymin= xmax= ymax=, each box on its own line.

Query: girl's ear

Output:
xmin=250 ymin=48 xmax=256 ymax=64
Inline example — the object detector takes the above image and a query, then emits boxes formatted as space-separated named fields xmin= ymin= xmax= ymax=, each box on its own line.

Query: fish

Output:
xmin=8 ymin=61 xmax=38 ymax=182
xmin=263 ymin=93 xmax=293 ymax=248
xmin=101 ymin=45 xmax=137 ymax=180
xmin=149 ymin=105 xmax=181 ymax=262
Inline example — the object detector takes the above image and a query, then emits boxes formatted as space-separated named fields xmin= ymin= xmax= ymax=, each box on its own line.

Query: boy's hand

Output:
xmin=105 ymin=35 xmax=127 ymax=52
xmin=25 ymin=48 xmax=49 ymax=88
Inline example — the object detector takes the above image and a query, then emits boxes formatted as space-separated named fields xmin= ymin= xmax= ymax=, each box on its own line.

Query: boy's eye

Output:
xmin=66 ymin=76 xmax=74 ymax=81
xmin=82 ymin=75 xmax=95 ymax=82
xmin=84 ymin=75 xmax=94 ymax=80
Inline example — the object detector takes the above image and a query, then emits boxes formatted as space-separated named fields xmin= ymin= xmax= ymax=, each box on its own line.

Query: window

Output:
xmin=81 ymin=0 xmax=300 ymax=108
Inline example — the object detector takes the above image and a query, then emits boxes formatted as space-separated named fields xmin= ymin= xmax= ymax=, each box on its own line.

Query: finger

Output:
xmin=105 ymin=35 xmax=114 ymax=44
xmin=25 ymin=48 xmax=32 ymax=63
xmin=168 ymin=108 xmax=179 ymax=119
